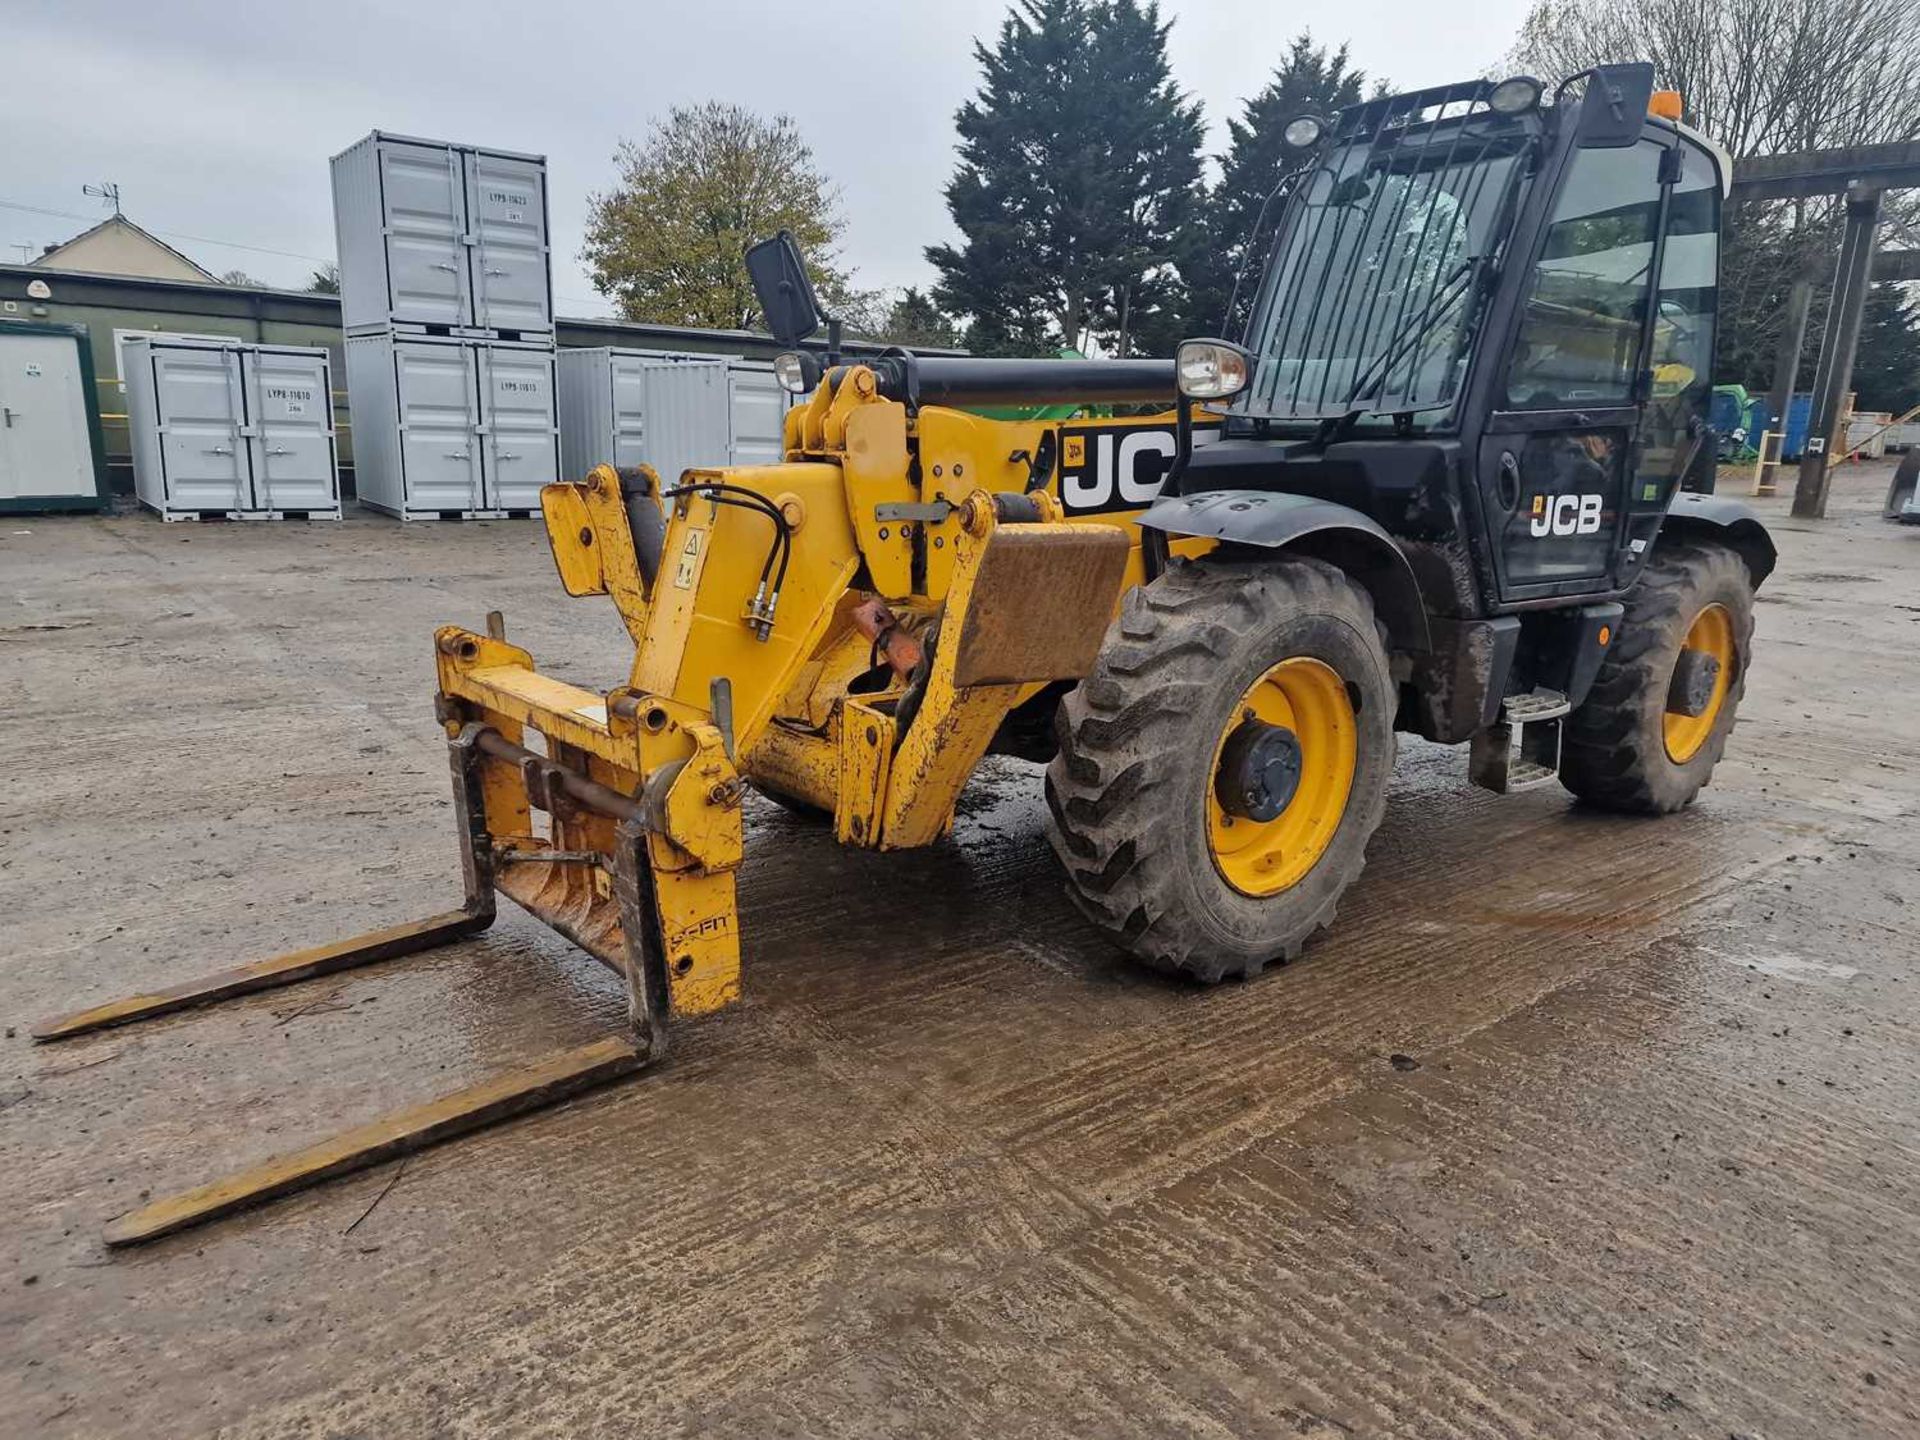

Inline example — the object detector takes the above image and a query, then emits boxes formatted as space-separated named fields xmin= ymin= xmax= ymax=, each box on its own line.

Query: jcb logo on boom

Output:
xmin=1058 ymin=422 xmax=1220 ymax=516
xmin=1529 ymin=493 xmax=1605 ymax=537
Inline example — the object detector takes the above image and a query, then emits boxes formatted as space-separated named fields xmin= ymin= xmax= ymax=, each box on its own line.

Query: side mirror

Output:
xmin=745 ymin=231 xmax=823 ymax=346
xmin=1573 ymin=62 xmax=1656 ymax=148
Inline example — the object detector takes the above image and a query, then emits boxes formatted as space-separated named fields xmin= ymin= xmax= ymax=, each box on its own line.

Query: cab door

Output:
xmin=1477 ymin=136 xmax=1673 ymax=602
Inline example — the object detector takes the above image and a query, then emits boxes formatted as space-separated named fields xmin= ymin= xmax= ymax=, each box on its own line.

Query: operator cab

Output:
xmin=1172 ymin=64 xmax=1730 ymax=615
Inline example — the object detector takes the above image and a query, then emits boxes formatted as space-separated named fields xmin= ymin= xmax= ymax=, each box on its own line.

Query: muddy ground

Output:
xmin=1 ymin=463 xmax=1916 ymax=1438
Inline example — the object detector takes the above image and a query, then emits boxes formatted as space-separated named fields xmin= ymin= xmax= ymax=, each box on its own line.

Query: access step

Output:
xmin=1469 ymin=689 xmax=1569 ymax=795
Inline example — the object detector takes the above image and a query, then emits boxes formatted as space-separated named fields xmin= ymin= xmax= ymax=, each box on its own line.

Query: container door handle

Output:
xmin=447 ymin=450 xmax=471 ymax=460
xmin=207 ymin=445 xmax=234 ymax=456
xmin=496 ymin=451 xmax=521 ymax=461
xmin=433 ymin=262 xmax=459 ymax=273
xmin=483 ymin=267 xmax=508 ymax=277
xmin=2 ymin=407 xmax=15 ymax=428
xmin=266 ymin=446 xmax=293 ymax=456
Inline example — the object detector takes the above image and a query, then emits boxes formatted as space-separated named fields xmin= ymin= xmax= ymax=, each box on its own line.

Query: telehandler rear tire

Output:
xmin=1047 ymin=556 xmax=1395 ymax=983
xmin=1560 ymin=541 xmax=1754 ymax=814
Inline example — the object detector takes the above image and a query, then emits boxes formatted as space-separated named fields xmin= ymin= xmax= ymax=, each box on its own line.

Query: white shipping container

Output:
xmin=346 ymin=333 xmax=557 ymax=518
xmin=123 ymin=337 xmax=340 ymax=520
xmin=556 ymin=348 xmax=788 ymax=485
xmin=1847 ymin=413 xmax=1891 ymax=459
xmin=332 ymin=131 xmax=552 ymax=337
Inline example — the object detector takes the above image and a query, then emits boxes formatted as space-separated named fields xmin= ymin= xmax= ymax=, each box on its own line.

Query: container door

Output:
xmin=245 ymin=351 xmax=336 ymax=512
xmin=464 ymin=152 xmax=549 ymax=334
xmin=379 ymin=140 xmax=470 ymax=328
xmin=727 ymin=366 xmax=787 ymax=468
xmin=0 ymin=333 xmax=95 ymax=501
xmin=638 ymin=361 xmax=730 ymax=486
xmin=394 ymin=341 xmax=484 ymax=513
xmin=478 ymin=346 xmax=556 ymax=511
xmin=152 ymin=345 xmax=250 ymax=512
xmin=609 ymin=354 xmax=649 ymax=470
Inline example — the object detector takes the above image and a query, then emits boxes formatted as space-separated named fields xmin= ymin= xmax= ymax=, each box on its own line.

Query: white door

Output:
xmin=393 ymin=341 xmax=483 ymax=513
xmin=609 ymin=354 xmax=650 ymax=470
xmin=245 ymin=351 xmax=336 ymax=512
xmin=637 ymin=361 xmax=730 ymax=486
xmin=151 ymin=344 xmax=250 ymax=512
xmin=0 ymin=332 xmax=95 ymax=501
xmin=379 ymin=141 xmax=470 ymax=328
xmin=728 ymin=366 xmax=787 ymax=469
xmin=464 ymin=152 xmax=550 ymax=333
xmin=478 ymin=346 xmax=556 ymax=511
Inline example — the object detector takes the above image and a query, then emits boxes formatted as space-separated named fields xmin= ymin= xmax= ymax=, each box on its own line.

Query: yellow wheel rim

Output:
xmin=1206 ymin=657 xmax=1357 ymax=897
xmin=1663 ymin=602 xmax=1735 ymax=763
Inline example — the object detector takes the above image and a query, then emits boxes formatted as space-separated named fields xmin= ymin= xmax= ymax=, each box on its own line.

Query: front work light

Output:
xmin=1176 ymin=339 xmax=1253 ymax=401
xmin=773 ymin=351 xmax=817 ymax=394
xmin=1488 ymin=75 xmax=1544 ymax=115
xmin=1281 ymin=114 xmax=1328 ymax=150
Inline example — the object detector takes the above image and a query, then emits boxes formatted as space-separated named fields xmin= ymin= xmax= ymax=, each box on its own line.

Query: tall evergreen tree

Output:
xmin=928 ymin=0 xmax=1205 ymax=356
xmin=1185 ymin=35 xmax=1370 ymax=338
xmin=1850 ymin=285 xmax=1920 ymax=417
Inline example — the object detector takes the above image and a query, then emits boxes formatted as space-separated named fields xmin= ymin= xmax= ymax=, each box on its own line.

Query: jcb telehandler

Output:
xmin=38 ymin=63 xmax=1773 ymax=1246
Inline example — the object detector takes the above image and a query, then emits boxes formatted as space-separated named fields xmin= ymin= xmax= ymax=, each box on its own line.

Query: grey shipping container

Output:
xmin=0 ymin=323 xmax=109 ymax=514
xmin=332 ymin=131 xmax=552 ymax=337
xmin=555 ymin=348 xmax=788 ymax=486
xmin=124 ymin=337 xmax=340 ymax=520
xmin=345 ymin=332 xmax=557 ymax=518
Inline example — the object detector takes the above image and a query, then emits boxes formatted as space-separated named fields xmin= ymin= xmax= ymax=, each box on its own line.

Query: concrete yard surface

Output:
xmin=2 ymin=465 xmax=1917 ymax=1437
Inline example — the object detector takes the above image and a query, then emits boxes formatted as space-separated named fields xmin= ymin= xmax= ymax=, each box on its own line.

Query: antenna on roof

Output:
xmin=83 ymin=182 xmax=122 ymax=217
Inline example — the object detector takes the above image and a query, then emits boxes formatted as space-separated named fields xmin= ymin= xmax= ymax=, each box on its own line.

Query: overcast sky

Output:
xmin=3 ymin=0 xmax=1531 ymax=315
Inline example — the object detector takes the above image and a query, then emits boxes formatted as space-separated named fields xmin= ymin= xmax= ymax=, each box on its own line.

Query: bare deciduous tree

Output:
xmin=1510 ymin=0 xmax=1920 ymax=393
xmin=1510 ymin=0 xmax=1920 ymax=157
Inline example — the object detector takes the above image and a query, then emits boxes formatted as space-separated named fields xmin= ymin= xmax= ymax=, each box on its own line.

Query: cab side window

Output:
xmin=1640 ymin=150 xmax=1721 ymax=488
xmin=1505 ymin=141 xmax=1665 ymax=407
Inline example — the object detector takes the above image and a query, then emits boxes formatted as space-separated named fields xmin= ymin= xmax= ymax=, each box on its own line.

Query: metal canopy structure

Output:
xmin=1729 ymin=142 xmax=1920 ymax=517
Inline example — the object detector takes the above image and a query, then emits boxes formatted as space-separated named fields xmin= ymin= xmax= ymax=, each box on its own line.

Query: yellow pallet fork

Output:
xmin=36 ymin=381 xmax=1138 ymax=1245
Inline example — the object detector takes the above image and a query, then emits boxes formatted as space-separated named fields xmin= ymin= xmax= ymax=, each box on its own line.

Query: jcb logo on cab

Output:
xmin=1529 ymin=493 xmax=1605 ymax=537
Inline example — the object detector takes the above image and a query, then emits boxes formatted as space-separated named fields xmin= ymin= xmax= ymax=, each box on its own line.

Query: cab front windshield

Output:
xmin=1240 ymin=122 xmax=1529 ymax=424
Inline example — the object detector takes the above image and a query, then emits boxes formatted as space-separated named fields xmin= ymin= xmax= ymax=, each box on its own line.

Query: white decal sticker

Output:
xmin=1528 ymin=493 xmax=1605 ymax=537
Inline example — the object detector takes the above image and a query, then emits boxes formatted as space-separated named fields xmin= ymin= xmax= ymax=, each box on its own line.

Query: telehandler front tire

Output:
xmin=1047 ymin=556 xmax=1395 ymax=983
xmin=1560 ymin=541 xmax=1755 ymax=814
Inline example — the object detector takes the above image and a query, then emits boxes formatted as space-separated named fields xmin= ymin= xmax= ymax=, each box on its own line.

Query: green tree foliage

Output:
xmin=1851 ymin=286 xmax=1920 ymax=416
xmin=882 ymin=288 xmax=962 ymax=349
xmin=928 ymin=0 xmax=1205 ymax=356
xmin=306 ymin=264 xmax=340 ymax=295
xmin=1185 ymin=35 xmax=1370 ymax=338
xmin=582 ymin=103 xmax=862 ymax=330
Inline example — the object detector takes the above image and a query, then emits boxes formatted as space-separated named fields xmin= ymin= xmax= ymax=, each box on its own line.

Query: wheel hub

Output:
xmin=1666 ymin=647 xmax=1722 ymax=718
xmin=1206 ymin=656 xmax=1357 ymax=898
xmin=1215 ymin=720 xmax=1304 ymax=822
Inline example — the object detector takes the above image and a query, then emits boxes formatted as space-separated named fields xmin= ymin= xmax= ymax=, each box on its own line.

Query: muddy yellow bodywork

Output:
xmin=433 ymin=365 xmax=1180 ymax=1034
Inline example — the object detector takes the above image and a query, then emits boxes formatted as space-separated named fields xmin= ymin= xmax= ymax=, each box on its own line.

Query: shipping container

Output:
xmin=555 ymin=348 xmax=787 ymax=485
xmin=331 ymin=131 xmax=552 ymax=338
xmin=0 ymin=323 xmax=110 ymax=513
xmin=1846 ymin=413 xmax=1891 ymax=459
xmin=123 ymin=337 xmax=339 ymax=520
xmin=346 ymin=332 xmax=556 ymax=518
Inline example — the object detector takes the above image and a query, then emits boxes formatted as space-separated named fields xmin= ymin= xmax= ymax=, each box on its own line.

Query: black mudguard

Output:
xmin=1139 ymin=489 xmax=1431 ymax=653
xmin=1660 ymin=492 xmax=1777 ymax=586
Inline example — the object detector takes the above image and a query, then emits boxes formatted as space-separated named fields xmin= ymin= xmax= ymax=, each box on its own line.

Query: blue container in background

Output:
xmin=1782 ymin=393 xmax=1814 ymax=460
xmin=1745 ymin=397 xmax=1771 ymax=445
